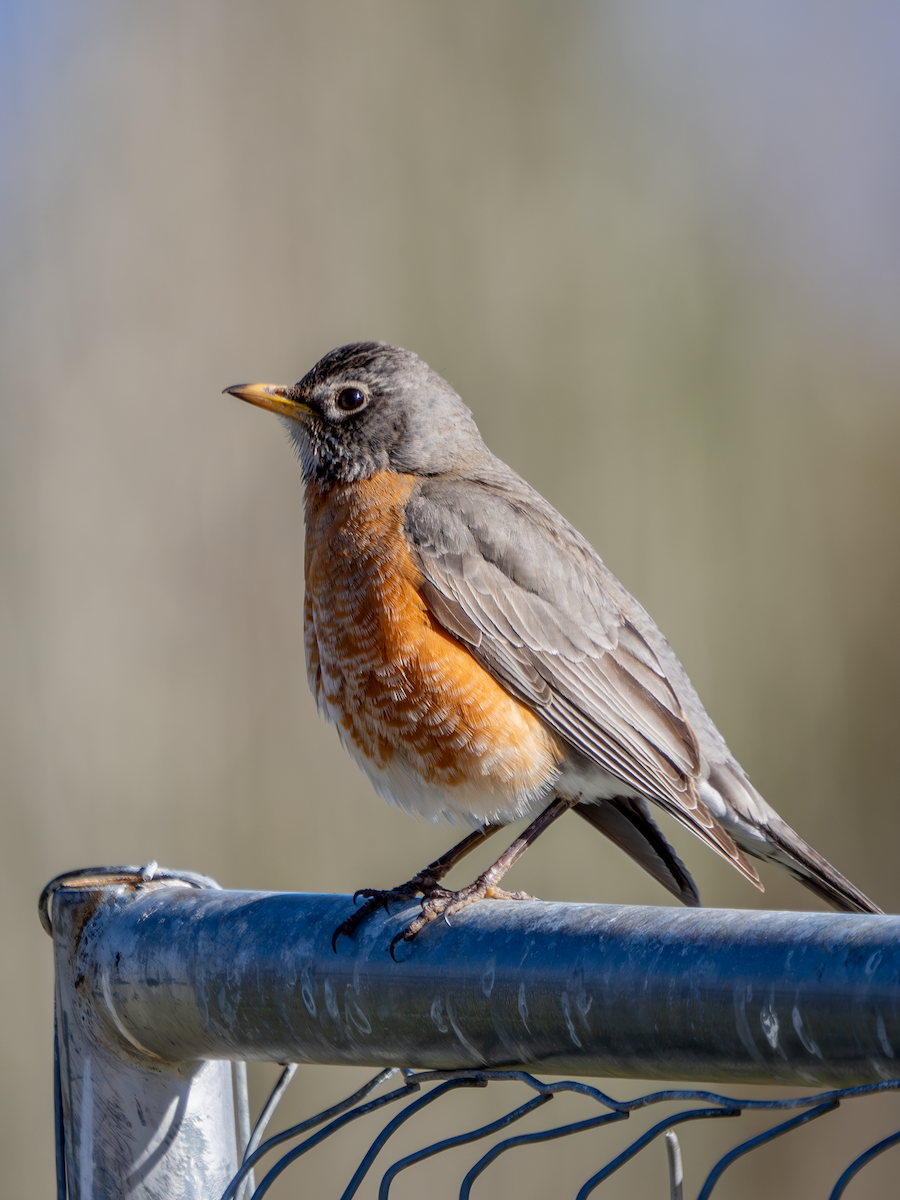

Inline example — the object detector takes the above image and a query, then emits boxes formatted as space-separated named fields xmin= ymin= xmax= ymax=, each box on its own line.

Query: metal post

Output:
xmin=47 ymin=874 xmax=899 ymax=1094
xmin=49 ymin=872 xmax=238 ymax=1199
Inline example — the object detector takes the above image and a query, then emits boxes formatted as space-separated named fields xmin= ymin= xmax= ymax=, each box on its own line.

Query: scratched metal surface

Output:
xmin=55 ymin=883 xmax=900 ymax=1086
xmin=52 ymin=881 xmax=238 ymax=1200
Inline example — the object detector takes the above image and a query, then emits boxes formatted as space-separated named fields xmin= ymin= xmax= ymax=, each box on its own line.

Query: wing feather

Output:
xmin=405 ymin=477 xmax=760 ymax=885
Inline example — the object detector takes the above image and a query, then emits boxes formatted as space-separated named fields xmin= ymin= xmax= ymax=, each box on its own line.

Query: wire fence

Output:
xmin=43 ymin=866 xmax=900 ymax=1199
xmin=219 ymin=1063 xmax=900 ymax=1200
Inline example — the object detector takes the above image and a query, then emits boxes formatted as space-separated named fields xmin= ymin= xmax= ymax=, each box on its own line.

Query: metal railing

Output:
xmin=42 ymin=866 xmax=900 ymax=1198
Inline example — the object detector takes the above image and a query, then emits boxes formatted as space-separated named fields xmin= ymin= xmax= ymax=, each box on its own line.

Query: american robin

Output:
xmin=224 ymin=342 xmax=880 ymax=953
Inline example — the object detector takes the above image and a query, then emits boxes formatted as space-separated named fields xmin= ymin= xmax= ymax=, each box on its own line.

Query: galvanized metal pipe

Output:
xmin=51 ymin=875 xmax=239 ymax=1200
xmin=52 ymin=878 xmax=899 ymax=1096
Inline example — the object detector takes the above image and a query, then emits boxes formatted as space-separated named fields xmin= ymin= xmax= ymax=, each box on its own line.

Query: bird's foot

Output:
xmin=388 ymin=879 xmax=538 ymax=959
xmin=331 ymin=871 xmax=446 ymax=951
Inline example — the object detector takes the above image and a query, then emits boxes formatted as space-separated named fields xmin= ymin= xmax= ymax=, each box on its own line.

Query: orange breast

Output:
xmin=303 ymin=471 xmax=564 ymax=819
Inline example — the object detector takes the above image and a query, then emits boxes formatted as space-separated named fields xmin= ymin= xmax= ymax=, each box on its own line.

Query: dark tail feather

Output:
xmin=575 ymin=796 xmax=701 ymax=907
xmin=706 ymin=761 xmax=882 ymax=915
xmin=756 ymin=824 xmax=883 ymax=915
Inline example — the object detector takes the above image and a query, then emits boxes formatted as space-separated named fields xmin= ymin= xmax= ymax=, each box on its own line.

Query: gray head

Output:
xmin=224 ymin=342 xmax=490 ymax=484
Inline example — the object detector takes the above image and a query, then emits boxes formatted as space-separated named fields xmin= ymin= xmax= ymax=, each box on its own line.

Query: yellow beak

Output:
xmin=222 ymin=383 xmax=313 ymax=421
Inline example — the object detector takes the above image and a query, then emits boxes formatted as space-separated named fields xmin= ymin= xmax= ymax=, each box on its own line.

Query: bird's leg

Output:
xmin=332 ymin=824 xmax=503 ymax=950
xmin=390 ymin=796 xmax=578 ymax=955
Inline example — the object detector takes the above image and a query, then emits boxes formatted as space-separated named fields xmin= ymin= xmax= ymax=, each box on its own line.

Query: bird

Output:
xmin=224 ymin=342 xmax=880 ymax=953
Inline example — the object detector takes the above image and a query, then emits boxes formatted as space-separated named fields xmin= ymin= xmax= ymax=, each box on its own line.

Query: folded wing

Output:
xmin=405 ymin=475 xmax=760 ymax=887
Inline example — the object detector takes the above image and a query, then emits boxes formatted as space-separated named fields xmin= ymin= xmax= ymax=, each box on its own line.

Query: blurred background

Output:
xmin=3 ymin=1 xmax=900 ymax=1195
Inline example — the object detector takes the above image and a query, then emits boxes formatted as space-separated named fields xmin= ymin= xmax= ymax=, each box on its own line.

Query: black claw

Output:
xmin=389 ymin=930 xmax=407 ymax=961
xmin=332 ymin=912 xmax=364 ymax=951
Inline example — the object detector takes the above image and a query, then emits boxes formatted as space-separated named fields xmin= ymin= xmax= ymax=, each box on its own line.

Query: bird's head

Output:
xmin=224 ymin=342 xmax=488 ymax=484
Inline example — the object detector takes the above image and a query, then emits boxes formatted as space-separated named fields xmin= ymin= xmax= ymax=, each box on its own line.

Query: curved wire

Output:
xmin=396 ymin=1069 xmax=900 ymax=1113
xmin=245 ymin=1079 xmax=429 ymax=1200
xmin=339 ymin=1078 xmax=487 ymax=1200
xmin=215 ymin=1064 xmax=900 ymax=1200
xmin=220 ymin=1068 xmax=401 ymax=1200
xmin=378 ymin=1095 xmax=552 ymax=1200
xmin=459 ymin=1109 xmax=630 ymax=1199
xmin=576 ymin=1107 xmax=740 ymax=1199
xmin=39 ymin=863 xmax=220 ymax=935
xmin=697 ymin=1100 xmax=839 ymax=1200
xmin=829 ymin=1128 xmax=900 ymax=1199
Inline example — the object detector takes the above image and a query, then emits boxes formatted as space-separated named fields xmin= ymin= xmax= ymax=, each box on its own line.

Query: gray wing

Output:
xmin=406 ymin=474 xmax=759 ymax=884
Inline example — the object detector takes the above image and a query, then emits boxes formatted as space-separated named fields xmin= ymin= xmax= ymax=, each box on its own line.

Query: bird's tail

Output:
xmin=750 ymin=821 xmax=882 ymax=914
xmin=708 ymin=762 xmax=882 ymax=915
xmin=574 ymin=796 xmax=701 ymax=908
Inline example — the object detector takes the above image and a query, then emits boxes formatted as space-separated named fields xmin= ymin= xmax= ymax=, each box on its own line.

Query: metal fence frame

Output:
xmin=42 ymin=866 xmax=900 ymax=1198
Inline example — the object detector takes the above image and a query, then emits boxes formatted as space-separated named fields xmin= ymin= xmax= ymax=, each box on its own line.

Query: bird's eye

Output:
xmin=335 ymin=387 xmax=366 ymax=413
